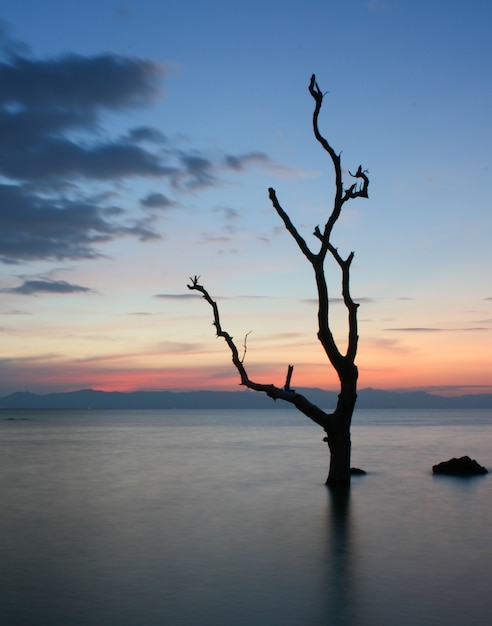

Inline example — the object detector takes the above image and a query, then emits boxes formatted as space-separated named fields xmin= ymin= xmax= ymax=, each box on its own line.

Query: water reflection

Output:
xmin=322 ymin=486 xmax=356 ymax=626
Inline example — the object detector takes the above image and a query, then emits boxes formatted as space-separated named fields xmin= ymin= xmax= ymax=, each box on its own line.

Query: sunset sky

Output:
xmin=0 ymin=0 xmax=491 ymax=397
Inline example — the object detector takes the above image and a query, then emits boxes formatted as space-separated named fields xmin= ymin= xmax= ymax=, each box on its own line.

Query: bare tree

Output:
xmin=188 ymin=75 xmax=369 ymax=487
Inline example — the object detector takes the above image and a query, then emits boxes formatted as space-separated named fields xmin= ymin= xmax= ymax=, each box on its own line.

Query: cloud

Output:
xmin=0 ymin=43 xmax=170 ymax=263
xmin=0 ymin=184 xmax=158 ymax=263
xmin=154 ymin=293 xmax=198 ymax=300
xmin=125 ymin=127 xmax=167 ymax=144
xmin=155 ymin=291 xmax=276 ymax=301
xmin=2 ymin=279 xmax=93 ymax=295
xmin=140 ymin=192 xmax=176 ymax=209
xmin=385 ymin=327 xmax=488 ymax=332
xmin=365 ymin=337 xmax=411 ymax=353
xmin=200 ymin=235 xmax=233 ymax=244
xmin=213 ymin=206 xmax=240 ymax=220
xmin=0 ymin=51 xmax=163 ymax=111
xmin=385 ymin=327 xmax=443 ymax=332
xmin=0 ymin=309 xmax=30 ymax=315
xmin=223 ymin=152 xmax=269 ymax=171
xmin=0 ymin=20 xmax=28 ymax=58
xmin=0 ymin=32 xmax=288 ymax=266
xmin=175 ymin=154 xmax=217 ymax=190
xmin=301 ymin=296 xmax=374 ymax=305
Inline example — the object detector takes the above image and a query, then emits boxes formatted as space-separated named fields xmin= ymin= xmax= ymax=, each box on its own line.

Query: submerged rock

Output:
xmin=432 ymin=456 xmax=488 ymax=476
xmin=350 ymin=467 xmax=367 ymax=475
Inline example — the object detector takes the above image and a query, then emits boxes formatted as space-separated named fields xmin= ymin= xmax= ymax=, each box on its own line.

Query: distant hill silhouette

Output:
xmin=0 ymin=387 xmax=491 ymax=410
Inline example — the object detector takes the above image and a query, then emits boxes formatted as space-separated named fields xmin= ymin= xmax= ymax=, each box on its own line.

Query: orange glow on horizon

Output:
xmin=6 ymin=358 xmax=491 ymax=396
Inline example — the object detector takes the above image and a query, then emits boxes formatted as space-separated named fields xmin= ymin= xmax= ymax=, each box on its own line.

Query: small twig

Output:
xmin=284 ymin=364 xmax=294 ymax=391
xmin=241 ymin=331 xmax=252 ymax=363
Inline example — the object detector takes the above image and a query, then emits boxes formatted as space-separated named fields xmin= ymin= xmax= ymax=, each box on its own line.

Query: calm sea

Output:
xmin=0 ymin=408 xmax=490 ymax=626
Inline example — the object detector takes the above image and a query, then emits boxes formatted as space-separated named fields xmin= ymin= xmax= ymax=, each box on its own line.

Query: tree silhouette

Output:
xmin=188 ymin=75 xmax=369 ymax=487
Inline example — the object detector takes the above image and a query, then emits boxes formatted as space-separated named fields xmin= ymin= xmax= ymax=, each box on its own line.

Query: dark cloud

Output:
xmin=0 ymin=184 xmax=158 ymax=263
xmin=0 ymin=52 xmax=163 ymax=111
xmin=0 ymin=35 xmax=278 ymax=266
xmin=177 ymin=154 xmax=217 ymax=190
xmin=0 ymin=45 xmax=168 ymax=263
xmin=223 ymin=152 xmax=269 ymax=171
xmin=2 ymin=279 xmax=92 ymax=295
xmin=126 ymin=127 xmax=167 ymax=144
xmin=171 ymin=151 xmax=272 ymax=191
xmin=140 ymin=192 xmax=175 ymax=209
xmin=0 ymin=133 xmax=173 ymax=182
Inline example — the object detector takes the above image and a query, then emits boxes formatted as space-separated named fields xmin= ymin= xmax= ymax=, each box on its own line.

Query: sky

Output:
xmin=0 ymin=0 xmax=491 ymax=397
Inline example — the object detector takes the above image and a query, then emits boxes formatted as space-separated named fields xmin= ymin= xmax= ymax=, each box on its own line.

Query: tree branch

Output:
xmin=187 ymin=276 xmax=329 ymax=429
xmin=284 ymin=364 xmax=294 ymax=391
xmin=327 ymin=246 xmax=359 ymax=361
xmin=241 ymin=331 xmax=252 ymax=363
xmin=342 ymin=165 xmax=369 ymax=204
xmin=268 ymin=187 xmax=314 ymax=262
xmin=308 ymin=75 xmax=369 ymax=249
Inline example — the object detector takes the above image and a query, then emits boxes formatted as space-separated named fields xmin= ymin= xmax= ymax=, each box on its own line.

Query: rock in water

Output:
xmin=432 ymin=456 xmax=488 ymax=476
xmin=350 ymin=467 xmax=367 ymax=475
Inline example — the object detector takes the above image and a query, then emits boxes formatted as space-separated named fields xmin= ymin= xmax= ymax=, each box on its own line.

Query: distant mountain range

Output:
xmin=1 ymin=387 xmax=491 ymax=410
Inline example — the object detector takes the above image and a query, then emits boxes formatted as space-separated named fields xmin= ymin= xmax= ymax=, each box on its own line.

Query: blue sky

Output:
xmin=0 ymin=0 xmax=491 ymax=395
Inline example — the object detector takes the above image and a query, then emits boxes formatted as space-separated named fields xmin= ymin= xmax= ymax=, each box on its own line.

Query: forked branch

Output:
xmin=187 ymin=276 xmax=329 ymax=429
xmin=266 ymin=75 xmax=367 ymax=378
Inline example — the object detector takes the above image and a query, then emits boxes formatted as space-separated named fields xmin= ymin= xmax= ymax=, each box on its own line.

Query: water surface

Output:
xmin=0 ymin=409 xmax=490 ymax=625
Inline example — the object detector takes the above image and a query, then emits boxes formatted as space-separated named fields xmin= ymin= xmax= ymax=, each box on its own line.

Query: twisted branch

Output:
xmin=187 ymin=276 xmax=329 ymax=429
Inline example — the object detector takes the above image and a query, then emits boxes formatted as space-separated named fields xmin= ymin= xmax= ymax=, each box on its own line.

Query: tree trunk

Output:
xmin=326 ymin=377 xmax=357 ymax=487
xmin=326 ymin=416 xmax=352 ymax=486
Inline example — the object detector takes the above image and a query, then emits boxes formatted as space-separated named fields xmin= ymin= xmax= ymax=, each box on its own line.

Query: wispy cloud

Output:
xmin=154 ymin=293 xmax=197 ymax=300
xmin=212 ymin=206 xmax=241 ymax=221
xmin=0 ymin=308 xmax=30 ymax=315
xmin=301 ymin=297 xmax=374 ymax=305
xmin=385 ymin=327 xmax=489 ymax=332
xmin=223 ymin=152 xmax=269 ymax=171
xmin=1 ymin=279 xmax=93 ymax=295
xmin=155 ymin=291 xmax=277 ymax=301
xmin=364 ymin=337 xmax=412 ymax=353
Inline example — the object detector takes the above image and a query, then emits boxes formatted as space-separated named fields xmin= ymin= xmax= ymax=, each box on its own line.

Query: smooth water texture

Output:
xmin=0 ymin=409 xmax=490 ymax=625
